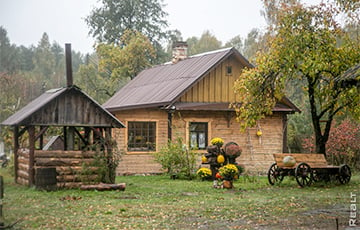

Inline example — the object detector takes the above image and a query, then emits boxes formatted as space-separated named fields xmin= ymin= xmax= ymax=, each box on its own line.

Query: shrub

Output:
xmin=81 ymin=140 xmax=122 ymax=184
xmin=303 ymin=118 xmax=360 ymax=170
xmin=154 ymin=137 xmax=197 ymax=179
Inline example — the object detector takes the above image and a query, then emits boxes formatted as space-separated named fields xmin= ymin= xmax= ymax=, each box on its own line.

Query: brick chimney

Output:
xmin=172 ymin=41 xmax=188 ymax=63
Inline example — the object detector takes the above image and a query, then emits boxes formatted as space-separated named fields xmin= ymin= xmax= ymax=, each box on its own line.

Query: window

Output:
xmin=226 ymin=66 xmax=232 ymax=75
xmin=128 ymin=122 xmax=156 ymax=151
xmin=189 ymin=122 xmax=208 ymax=150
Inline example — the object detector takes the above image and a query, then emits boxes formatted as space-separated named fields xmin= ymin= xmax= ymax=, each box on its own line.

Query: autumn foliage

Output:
xmin=303 ymin=119 xmax=360 ymax=170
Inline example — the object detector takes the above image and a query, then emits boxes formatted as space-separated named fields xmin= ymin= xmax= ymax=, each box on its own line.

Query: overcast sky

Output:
xmin=0 ymin=0 xmax=268 ymax=54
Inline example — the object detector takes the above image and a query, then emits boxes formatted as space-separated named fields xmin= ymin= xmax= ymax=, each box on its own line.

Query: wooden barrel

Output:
xmin=35 ymin=168 xmax=57 ymax=191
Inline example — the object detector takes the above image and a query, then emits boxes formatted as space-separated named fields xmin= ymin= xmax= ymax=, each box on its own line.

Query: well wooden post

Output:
xmin=28 ymin=126 xmax=35 ymax=186
xmin=105 ymin=128 xmax=115 ymax=183
xmin=0 ymin=176 xmax=4 ymax=226
xmin=67 ymin=127 xmax=75 ymax=150
xmin=13 ymin=126 xmax=19 ymax=183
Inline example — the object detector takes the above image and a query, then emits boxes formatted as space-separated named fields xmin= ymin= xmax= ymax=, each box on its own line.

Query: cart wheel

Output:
xmin=338 ymin=164 xmax=351 ymax=184
xmin=312 ymin=169 xmax=320 ymax=182
xmin=295 ymin=162 xmax=313 ymax=187
xmin=268 ymin=163 xmax=283 ymax=185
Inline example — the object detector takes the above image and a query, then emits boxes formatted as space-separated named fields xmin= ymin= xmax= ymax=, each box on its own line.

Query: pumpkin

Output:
xmin=256 ymin=130 xmax=262 ymax=136
xmin=201 ymin=155 xmax=207 ymax=163
xmin=217 ymin=155 xmax=225 ymax=164
xmin=283 ymin=156 xmax=296 ymax=167
xmin=215 ymin=172 xmax=222 ymax=179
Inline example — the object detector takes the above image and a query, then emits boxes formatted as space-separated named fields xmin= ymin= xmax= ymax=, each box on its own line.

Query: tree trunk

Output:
xmin=315 ymin=135 xmax=326 ymax=155
xmin=307 ymin=76 xmax=335 ymax=156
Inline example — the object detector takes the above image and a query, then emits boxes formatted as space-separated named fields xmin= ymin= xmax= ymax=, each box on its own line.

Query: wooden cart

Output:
xmin=267 ymin=153 xmax=351 ymax=187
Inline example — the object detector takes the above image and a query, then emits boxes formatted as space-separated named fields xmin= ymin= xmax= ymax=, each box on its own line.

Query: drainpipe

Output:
xmin=167 ymin=105 xmax=176 ymax=141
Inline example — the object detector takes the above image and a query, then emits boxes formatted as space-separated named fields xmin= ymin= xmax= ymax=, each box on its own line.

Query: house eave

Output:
xmin=105 ymin=102 xmax=170 ymax=112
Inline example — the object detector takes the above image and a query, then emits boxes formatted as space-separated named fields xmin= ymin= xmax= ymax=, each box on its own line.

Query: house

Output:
xmin=103 ymin=44 xmax=300 ymax=174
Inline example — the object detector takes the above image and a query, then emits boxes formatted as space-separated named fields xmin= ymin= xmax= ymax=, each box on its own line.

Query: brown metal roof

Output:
xmin=103 ymin=47 xmax=300 ymax=114
xmin=1 ymin=86 xmax=125 ymax=128
xmin=103 ymin=47 xmax=253 ymax=111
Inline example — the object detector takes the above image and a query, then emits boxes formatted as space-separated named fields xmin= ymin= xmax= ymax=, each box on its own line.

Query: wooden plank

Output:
xmin=80 ymin=183 xmax=126 ymax=191
xmin=215 ymin=67 xmax=222 ymax=102
xmin=35 ymin=150 xmax=96 ymax=158
xmin=57 ymin=182 xmax=82 ymax=188
xmin=17 ymin=158 xmax=29 ymax=165
xmin=35 ymin=158 xmax=94 ymax=167
xmin=204 ymin=73 xmax=209 ymax=102
xmin=16 ymin=177 xmax=29 ymax=186
xmin=57 ymin=174 xmax=99 ymax=182
xmin=273 ymin=153 xmax=330 ymax=168
xmin=209 ymin=70 xmax=215 ymax=101
xmin=18 ymin=149 xmax=29 ymax=158
xmin=17 ymin=170 xmax=29 ymax=179
xmin=222 ymin=63 xmax=229 ymax=102
xmin=55 ymin=166 xmax=99 ymax=175
xmin=18 ymin=163 xmax=29 ymax=171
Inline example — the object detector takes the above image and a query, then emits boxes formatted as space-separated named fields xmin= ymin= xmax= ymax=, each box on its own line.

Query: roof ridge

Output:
xmin=189 ymin=47 xmax=233 ymax=58
xmin=159 ymin=47 xmax=233 ymax=66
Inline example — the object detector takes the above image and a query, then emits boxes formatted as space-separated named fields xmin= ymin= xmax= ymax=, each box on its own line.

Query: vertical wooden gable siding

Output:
xmin=179 ymin=55 xmax=243 ymax=103
xmin=28 ymin=90 xmax=112 ymax=126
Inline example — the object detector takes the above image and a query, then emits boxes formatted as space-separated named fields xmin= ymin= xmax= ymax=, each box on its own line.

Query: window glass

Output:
xmin=226 ymin=66 xmax=232 ymax=75
xmin=189 ymin=122 xmax=208 ymax=149
xmin=128 ymin=122 xmax=156 ymax=151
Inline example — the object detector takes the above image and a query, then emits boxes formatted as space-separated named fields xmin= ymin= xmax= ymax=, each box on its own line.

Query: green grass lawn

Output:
xmin=1 ymin=169 xmax=359 ymax=229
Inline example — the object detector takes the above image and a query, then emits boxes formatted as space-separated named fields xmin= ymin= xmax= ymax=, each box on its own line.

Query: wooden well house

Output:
xmin=1 ymin=44 xmax=125 ymax=188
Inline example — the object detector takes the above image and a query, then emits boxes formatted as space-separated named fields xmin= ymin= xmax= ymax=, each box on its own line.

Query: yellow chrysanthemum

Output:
xmin=210 ymin=137 xmax=224 ymax=146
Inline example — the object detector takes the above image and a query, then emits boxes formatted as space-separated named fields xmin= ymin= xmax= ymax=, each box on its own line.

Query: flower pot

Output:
xmin=223 ymin=180 xmax=233 ymax=189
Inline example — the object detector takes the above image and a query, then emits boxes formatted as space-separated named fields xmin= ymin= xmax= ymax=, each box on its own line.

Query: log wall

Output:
xmin=114 ymin=109 xmax=285 ymax=174
xmin=16 ymin=149 xmax=100 ymax=188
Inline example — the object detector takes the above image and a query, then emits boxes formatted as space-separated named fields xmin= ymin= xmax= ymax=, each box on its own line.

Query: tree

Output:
xmin=233 ymin=2 xmax=360 ymax=155
xmin=33 ymin=33 xmax=56 ymax=90
xmin=165 ymin=29 xmax=183 ymax=58
xmin=242 ymin=28 xmax=264 ymax=62
xmin=186 ymin=30 xmax=222 ymax=55
xmin=85 ymin=0 xmax=168 ymax=62
xmin=97 ymin=30 xmax=156 ymax=80
xmin=224 ymin=35 xmax=243 ymax=54
xmin=0 ymin=26 xmax=18 ymax=74
xmin=17 ymin=45 xmax=35 ymax=72
xmin=303 ymin=118 xmax=360 ymax=170
xmin=76 ymin=30 xmax=155 ymax=103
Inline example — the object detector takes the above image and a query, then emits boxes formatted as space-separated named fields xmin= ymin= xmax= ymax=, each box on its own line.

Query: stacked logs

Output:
xmin=17 ymin=149 xmax=101 ymax=188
